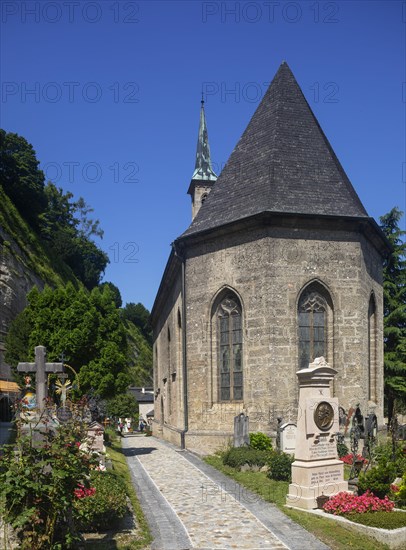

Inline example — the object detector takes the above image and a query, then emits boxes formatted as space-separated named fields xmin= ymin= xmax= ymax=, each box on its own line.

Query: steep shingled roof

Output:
xmin=181 ymin=62 xmax=368 ymax=239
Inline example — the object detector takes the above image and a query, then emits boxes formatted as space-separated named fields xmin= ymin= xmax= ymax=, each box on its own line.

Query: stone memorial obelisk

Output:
xmin=286 ymin=357 xmax=348 ymax=509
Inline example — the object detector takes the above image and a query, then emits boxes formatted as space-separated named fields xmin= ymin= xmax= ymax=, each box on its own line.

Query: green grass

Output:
xmin=344 ymin=511 xmax=406 ymax=529
xmin=84 ymin=428 xmax=152 ymax=550
xmin=204 ymin=455 xmax=391 ymax=550
xmin=0 ymin=186 xmax=76 ymax=290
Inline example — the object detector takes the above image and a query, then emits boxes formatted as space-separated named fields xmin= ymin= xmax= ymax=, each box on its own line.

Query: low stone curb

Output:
xmin=286 ymin=506 xmax=406 ymax=549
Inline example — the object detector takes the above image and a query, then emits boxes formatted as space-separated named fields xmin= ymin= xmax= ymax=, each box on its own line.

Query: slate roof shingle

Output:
xmin=181 ymin=62 xmax=369 ymax=239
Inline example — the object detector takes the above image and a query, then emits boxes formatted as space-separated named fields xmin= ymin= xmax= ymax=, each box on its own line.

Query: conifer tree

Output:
xmin=380 ymin=207 xmax=406 ymax=422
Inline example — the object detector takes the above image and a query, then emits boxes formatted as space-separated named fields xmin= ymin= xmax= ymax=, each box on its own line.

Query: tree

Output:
xmin=122 ymin=302 xmax=152 ymax=345
xmin=380 ymin=207 xmax=406 ymax=422
xmin=99 ymin=282 xmax=122 ymax=308
xmin=5 ymin=283 xmax=131 ymax=397
xmin=74 ymin=197 xmax=104 ymax=240
xmin=39 ymin=183 xmax=76 ymax=241
xmin=69 ymin=236 xmax=109 ymax=289
xmin=39 ymin=183 xmax=109 ymax=289
xmin=0 ymin=130 xmax=47 ymax=229
xmin=4 ymin=309 xmax=31 ymax=368
xmin=124 ymin=319 xmax=153 ymax=386
xmin=106 ymin=393 xmax=139 ymax=419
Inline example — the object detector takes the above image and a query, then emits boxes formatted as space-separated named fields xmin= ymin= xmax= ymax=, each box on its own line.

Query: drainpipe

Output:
xmin=173 ymin=243 xmax=188 ymax=449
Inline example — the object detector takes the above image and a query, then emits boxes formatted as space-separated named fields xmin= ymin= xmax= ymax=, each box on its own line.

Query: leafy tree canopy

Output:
xmin=380 ymin=207 xmax=406 ymax=420
xmin=5 ymin=283 xmax=131 ymax=397
xmin=122 ymin=302 xmax=152 ymax=345
xmin=0 ymin=129 xmax=47 ymax=228
xmin=106 ymin=393 xmax=139 ymax=419
xmin=124 ymin=319 xmax=153 ymax=386
xmin=38 ymin=182 xmax=108 ymax=289
xmin=99 ymin=282 xmax=122 ymax=308
xmin=0 ymin=130 xmax=108 ymax=289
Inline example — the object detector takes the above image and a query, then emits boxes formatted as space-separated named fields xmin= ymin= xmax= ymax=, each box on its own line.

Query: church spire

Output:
xmin=188 ymin=99 xmax=217 ymax=220
xmin=192 ymin=98 xmax=217 ymax=182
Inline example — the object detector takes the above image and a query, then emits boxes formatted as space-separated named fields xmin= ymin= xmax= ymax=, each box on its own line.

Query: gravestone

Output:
xmin=286 ymin=357 xmax=348 ymax=509
xmin=87 ymin=421 xmax=105 ymax=452
xmin=280 ymin=422 xmax=297 ymax=455
xmin=233 ymin=412 xmax=249 ymax=447
xmin=57 ymin=405 xmax=73 ymax=423
xmin=86 ymin=421 xmax=106 ymax=467
xmin=398 ymin=424 xmax=406 ymax=441
xmin=17 ymin=346 xmax=64 ymax=413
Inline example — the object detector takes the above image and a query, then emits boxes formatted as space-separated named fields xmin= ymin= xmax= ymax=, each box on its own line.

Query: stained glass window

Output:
xmin=298 ymin=291 xmax=327 ymax=369
xmin=218 ymin=296 xmax=243 ymax=401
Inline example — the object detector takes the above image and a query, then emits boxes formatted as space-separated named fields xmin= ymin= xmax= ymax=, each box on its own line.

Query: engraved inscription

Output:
xmin=309 ymin=437 xmax=336 ymax=460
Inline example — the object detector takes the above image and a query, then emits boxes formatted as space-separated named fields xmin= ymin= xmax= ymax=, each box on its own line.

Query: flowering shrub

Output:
xmin=323 ymin=491 xmax=395 ymax=516
xmin=339 ymin=453 xmax=367 ymax=466
xmin=0 ymin=414 xmax=99 ymax=549
xmin=73 ymin=471 xmax=128 ymax=531
xmin=74 ymin=484 xmax=96 ymax=499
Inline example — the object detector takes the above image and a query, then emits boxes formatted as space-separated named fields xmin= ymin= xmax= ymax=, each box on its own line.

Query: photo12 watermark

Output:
xmin=108 ymin=242 xmax=140 ymax=264
xmin=199 ymin=401 xmax=301 ymax=424
xmin=201 ymin=480 xmax=301 ymax=504
xmin=309 ymin=81 xmax=339 ymax=104
xmin=42 ymin=161 xmax=140 ymax=184
xmin=201 ymin=80 xmax=339 ymax=104
xmin=1 ymin=82 xmax=140 ymax=104
xmin=201 ymin=1 xmax=340 ymax=24
xmin=1 ymin=2 xmax=140 ymax=24
xmin=202 ymin=81 xmax=270 ymax=104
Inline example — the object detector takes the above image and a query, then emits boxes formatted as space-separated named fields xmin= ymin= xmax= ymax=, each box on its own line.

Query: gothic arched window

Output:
xmin=217 ymin=295 xmax=243 ymax=401
xmin=298 ymin=284 xmax=332 ymax=369
xmin=368 ymin=294 xmax=377 ymax=402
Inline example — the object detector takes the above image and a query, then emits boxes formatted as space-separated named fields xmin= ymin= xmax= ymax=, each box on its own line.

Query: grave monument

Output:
xmin=17 ymin=346 xmax=64 ymax=413
xmin=279 ymin=422 xmax=297 ymax=455
xmin=286 ymin=357 xmax=348 ymax=509
xmin=233 ymin=412 xmax=249 ymax=447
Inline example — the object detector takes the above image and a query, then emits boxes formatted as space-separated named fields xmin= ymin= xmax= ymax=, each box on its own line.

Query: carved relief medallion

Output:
xmin=314 ymin=401 xmax=334 ymax=431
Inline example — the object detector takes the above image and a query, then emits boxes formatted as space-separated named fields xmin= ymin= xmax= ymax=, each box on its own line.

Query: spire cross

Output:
xmin=17 ymin=346 xmax=64 ymax=412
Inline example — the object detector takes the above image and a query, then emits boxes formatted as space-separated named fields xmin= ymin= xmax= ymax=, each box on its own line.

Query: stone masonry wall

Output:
xmin=152 ymin=272 xmax=184 ymax=436
xmin=182 ymin=225 xmax=383 ymax=453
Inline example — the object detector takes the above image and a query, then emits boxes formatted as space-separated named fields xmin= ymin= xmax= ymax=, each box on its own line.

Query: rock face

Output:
xmin=0 ymin=227 xmax=46 ymax=377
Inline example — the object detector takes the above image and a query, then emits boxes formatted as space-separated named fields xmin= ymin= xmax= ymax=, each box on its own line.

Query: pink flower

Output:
xmin=323 ymin=491 xmax=395 ymax=516
xmin=74 ymin=484 xmax=96 ymax=499
xmin=339 ymin=454 xmax=368 ymax=465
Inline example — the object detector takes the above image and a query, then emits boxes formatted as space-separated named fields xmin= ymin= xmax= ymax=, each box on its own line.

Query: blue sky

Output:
xmin=1 ymin=1 xmax=405 ymax=310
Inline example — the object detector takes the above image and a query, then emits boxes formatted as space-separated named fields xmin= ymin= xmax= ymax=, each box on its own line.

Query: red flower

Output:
xmin=339 ymin=454 xmax=368 ymax=465
xmin=74 ymin=484 xmax=96 ymax=499
xmin=323 ymin=491 xmax=394 ymax=515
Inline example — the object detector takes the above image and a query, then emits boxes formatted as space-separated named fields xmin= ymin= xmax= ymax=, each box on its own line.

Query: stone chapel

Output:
xmin=150 ymin=62 xmax=389 ymax=454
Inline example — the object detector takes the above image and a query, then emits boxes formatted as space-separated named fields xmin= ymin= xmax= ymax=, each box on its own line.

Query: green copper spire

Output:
xmin=192 ymin=99 xmax=217 ymax=181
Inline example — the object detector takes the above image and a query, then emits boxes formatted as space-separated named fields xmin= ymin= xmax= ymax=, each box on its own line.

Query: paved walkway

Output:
xmin=122 ymin=435 xmax=329 ymax=550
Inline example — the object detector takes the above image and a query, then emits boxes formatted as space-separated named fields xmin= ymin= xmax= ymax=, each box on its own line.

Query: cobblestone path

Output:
xmin=122 ymin=435 xmax=329 ymax=550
